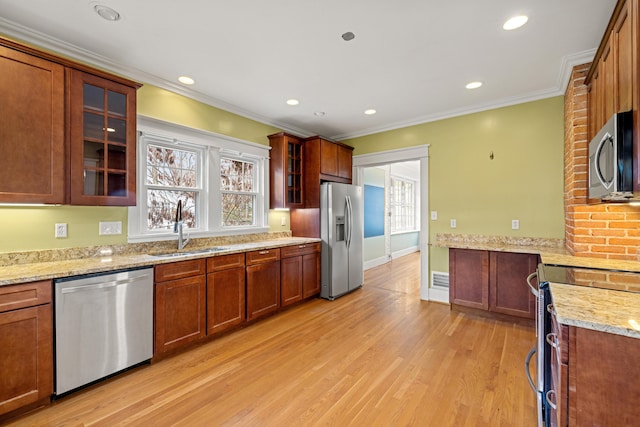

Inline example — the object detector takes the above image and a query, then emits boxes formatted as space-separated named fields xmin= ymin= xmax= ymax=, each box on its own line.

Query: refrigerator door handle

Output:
xmin=346 ymin=196 xmax=353 ymax=248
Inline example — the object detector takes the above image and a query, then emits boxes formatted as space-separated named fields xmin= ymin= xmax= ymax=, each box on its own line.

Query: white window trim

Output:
xmin=390 ymin=174 xmax=418 ymax=234
xmin=128 ymin=115 xmax=270 ymax=243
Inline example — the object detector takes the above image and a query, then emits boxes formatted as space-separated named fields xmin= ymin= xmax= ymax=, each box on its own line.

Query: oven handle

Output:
xmin=525 ymin=345 xmax=537 ymax=393
xmin=527 ymin=271 xmax=539 ymax=297
xmin=546 ymin=333 xmax=559 ymax=349
xmin=546 ymin=390 xmax=558 ymax=410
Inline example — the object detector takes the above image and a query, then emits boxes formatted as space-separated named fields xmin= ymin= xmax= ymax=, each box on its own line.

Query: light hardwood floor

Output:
xmin=7 ymin=252 xmax=537 ymax=426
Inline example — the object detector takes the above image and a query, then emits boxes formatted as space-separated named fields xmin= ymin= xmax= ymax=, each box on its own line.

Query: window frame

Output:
xmin=389 ymin=175 xmax=418 ymax=234
xmin=128 ymin=116 xmax=270 ymax=242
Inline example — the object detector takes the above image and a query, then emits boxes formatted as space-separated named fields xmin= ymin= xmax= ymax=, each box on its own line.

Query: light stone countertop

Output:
xmin=0 ymin=237 xmax=320 ymax=287
xmin=550 ymin=282 xmax=640 ymax=339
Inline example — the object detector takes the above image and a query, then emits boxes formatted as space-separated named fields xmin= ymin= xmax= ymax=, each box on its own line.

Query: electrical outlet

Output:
xmin=99 ymin=221 xmax=122 ymax=235
xmin=431 ymin=211 xmax=438 ymax=220
xmin=512 ymin=219 xmax=520 ymax=230
xmin=280 ymin=216 xmax=286 ymax=226
xmin=450 ymin=219 xmax=457 ymax=229
xmin=55 ymin=223 xmax=67 ymax=238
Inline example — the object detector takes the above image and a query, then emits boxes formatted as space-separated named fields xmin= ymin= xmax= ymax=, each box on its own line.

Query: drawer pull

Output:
xmin=546 ymin=390 xmax=558 ymax=410
xmin=546 ymin=333 xmax=559 ymax=349
xmin=259 ymin=250 xmax=269 ymax=255
xmin=298 ymin=245 xmax=306 ymax=249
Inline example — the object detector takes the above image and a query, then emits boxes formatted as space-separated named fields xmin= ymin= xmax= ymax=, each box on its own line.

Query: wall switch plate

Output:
xmin=55 ymin=223 xmax=67 ymax=238
xmin=450 ymin=219 xmax=457 ymax=229
xmin=280 ymin=216 xmax=286 ymax=226
xmin=431 ymin=211 xmax=438 ymax=220
xmin=99 ymin=221 xmax=122 ymax=235
xmin=512 ymin=219 xmax=520 ymax=230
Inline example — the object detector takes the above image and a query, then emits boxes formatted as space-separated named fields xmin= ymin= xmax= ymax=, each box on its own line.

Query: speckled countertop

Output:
xmin=550 ymin=282 xmax=640 ymax=339
xmin=432 ymin=233 xmax=568 ymax=256
xmin=0 ymin=234 xmax=320 ymax=286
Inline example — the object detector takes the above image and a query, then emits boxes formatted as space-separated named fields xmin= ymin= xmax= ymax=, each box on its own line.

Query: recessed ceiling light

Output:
xmin=314 ymin=111 xmax=325 ymax=117
xmin=286 ymin=99 xmax=299 ymax=106
xmin=178 ymin=76 xmax=195 ymax=85
xmin=503 ymin=15 xmax=528 ymax=30
xmin=364 ymin=109 xmax=377 ymax=115
xmin=94 ymin=4 xmax=121 ymax=21
xmin=465 ymin=81 xmax=483 ymax=89
xmin=342 ymin=32 xmax=356 ymax=41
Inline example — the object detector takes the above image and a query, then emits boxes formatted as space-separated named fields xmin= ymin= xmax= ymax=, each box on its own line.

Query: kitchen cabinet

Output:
xmin=449 ymin=248 xmax=537 ymax=319
xmin=548 ymin=305 xmax=640 ymax=426
xmin=0 ymin=44 xmax=65 ymax=204
xmin=280 ymin=242 xmax=321 ymax=306
xmin=268 ymin=132 xmax=304 ymax=209
xmin=0 ymin=280 xmax=52 ymax=420
xmin=303 ymin=136 xmax=353 ymax=209
xmin=154 ymin=259 xmax=207 ymax=355
xmin=246 ymin=248 xmax=281 ymax=321
xmin=207 ymin=253 xmax=246 ymax=335
xmin=68 ymin=68 xmax=138 ymax=205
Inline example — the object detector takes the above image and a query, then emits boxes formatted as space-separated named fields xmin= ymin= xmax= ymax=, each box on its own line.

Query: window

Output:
xmin=389 ymin=176 xmax=416 ymax=232
xmin=129 ymin=117 xmax=269 ymax=242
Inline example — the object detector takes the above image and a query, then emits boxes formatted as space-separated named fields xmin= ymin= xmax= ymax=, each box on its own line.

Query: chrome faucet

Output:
xmin=174 ymin=200 xmax=190 ymax=250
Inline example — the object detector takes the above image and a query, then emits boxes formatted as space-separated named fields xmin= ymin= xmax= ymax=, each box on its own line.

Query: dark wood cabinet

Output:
xmin=154 ymin=259 xmax=207 ymax=355
xmin=0 ymin=44 xmax=65 ymax=204
xmin=68 ymin=69 xmax=138 ymax=205
xmin=246 ymin=248 xmax=281 ymax=321
xmin=449 ymin=248 xmax=537 ymax=319
xmin=268 ymin=132 xmax=304 ymax=209
xmin=280 ymin=242 xmax=321 ymax=305
xmin=0 ymin=281 xmax=53 ymax=420
xmin=207 ymin=253 xmax=246 ymax=335
xmin=303 ymin=136 xmax=353 ymax=209
xmin=301 ymin=249 xmax=321 ymax=298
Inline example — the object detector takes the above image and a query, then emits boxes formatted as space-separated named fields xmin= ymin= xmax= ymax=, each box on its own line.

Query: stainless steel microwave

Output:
xmin=588 ymin=110 xmax=634 ymax=201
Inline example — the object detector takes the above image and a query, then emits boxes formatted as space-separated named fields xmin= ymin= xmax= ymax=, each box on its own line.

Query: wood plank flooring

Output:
xmin=7 ymin=252 xmax=537 ymax=426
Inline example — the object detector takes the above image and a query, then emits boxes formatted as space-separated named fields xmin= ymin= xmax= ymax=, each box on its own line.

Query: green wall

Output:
xmin=344 ymin=96 xmax=565 ymax=274
xmin=0 ymin=85 xmax=281 ymax=253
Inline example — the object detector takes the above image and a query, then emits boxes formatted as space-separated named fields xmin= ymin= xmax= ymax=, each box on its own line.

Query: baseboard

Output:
xmin=364 ymin=256 xmax=389 ymax=270
xmin=428 ymin=286 xmax=449 ymax=303
xmin=391 ymin=246 xmax=419 ymax=259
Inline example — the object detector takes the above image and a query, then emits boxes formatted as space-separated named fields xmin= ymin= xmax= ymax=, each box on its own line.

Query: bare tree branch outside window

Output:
xmin=220 ymin=158 xmax=256 ymax=226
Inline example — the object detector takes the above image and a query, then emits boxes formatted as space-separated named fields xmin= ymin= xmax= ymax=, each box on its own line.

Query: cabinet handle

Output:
xmin=546 ymin=389 xmax=558 ymax=410
xmin=259 ymin=250 xmax=269 ymax=255
xmin=298 ymin=245 xmax=306 ymax=248
xmin=546 ymin=333 xmax=559 ymax=349
xmin=547 ymin=304 xmax=556 ymax=315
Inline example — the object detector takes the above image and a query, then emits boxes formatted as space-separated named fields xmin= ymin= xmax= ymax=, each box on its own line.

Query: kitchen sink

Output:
xmin=149 ymin=247 xmax=229 ymax=258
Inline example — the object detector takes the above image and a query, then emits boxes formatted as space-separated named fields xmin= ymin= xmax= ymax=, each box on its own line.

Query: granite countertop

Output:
xmin=0 ymin=236 xmax=320 ymax=287
xmin=550 ymin=282 xmax=640 ymax=339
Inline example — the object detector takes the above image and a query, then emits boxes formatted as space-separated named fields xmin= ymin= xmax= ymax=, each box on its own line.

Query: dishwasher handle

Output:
xmin=525 ymin=345 xmax=538 ymax=393
xmin=60 ymin=276 xmax=149 ymax=294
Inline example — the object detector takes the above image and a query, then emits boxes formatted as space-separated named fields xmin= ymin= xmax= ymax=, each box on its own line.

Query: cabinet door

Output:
xmin=302 ymin=251 xmax=321 ymax=298
xmin=268 ymin=133 xmax=304 ymax=209
xmin=207 ymin=267 xmax=245 ymax=335
xmin=0 ymin=304 xmax=52 ymax=416
xmin=449 ymin=248 xmax=489 ymax=310
xmin=489 ymin=252 xmax=537 ymax=318
xmin=246 ymin=261 xmax=280 ymax=321
xmin=154 ymin=275 xmax=206 ymax=355
xmin=337 ymin=144 xmax=353 ymax=180
xmin=281 ymin=256 xmax=303 ymax=307
xmin=613 ymin=0 xmax=632 ymax=113
xmin=320 ymin=139 xmax=339 ymax=176
xmin=68 ymin=69 xmax=137 ymax=206
xmin=0 ymin=45 xmax=65 ymax=204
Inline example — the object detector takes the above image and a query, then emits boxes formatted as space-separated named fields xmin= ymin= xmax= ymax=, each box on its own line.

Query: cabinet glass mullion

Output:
xmin=286 ymin=141 xmax=302 ymax=204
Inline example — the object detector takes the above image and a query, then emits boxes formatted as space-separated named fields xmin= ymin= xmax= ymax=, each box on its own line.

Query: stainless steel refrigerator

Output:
xmin=320 ymin=182 xmax=364 ymax=300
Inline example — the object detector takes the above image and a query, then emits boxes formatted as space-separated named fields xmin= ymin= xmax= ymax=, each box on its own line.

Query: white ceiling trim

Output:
xmin=0 ymin=17 xmax=595 ymax=142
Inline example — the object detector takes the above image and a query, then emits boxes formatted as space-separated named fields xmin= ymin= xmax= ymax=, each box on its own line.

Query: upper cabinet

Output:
xmin=68 ymin=69 xmax=137 ymax=205
xmin=0 ymin=45 xmax=65 ymax=204
xmin=303 ymin=136 xmax=353 ymax=208
xmin=0 ymin=37 xmax=141 ymax=206
xmin=268 ymin=132 xmax=304 ymax=209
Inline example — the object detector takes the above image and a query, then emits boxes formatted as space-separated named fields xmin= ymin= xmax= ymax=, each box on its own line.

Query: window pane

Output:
xmin=147 ymin=144 xmax=197 ymax=187
xmin=147 ymin=189 xmax=197 ymax=230
xmin=221 ymin=158 xmax=254 ymax=192
xmin=222 ymin=193 xmax=254 ymax=226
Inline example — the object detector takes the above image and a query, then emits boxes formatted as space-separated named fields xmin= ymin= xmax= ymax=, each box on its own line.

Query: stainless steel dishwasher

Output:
xmin=54 ymin=267 xmax=153 ymax=395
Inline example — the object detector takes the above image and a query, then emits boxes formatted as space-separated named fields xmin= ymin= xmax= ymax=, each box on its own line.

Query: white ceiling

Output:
xmin=0 ymin=0 xmax=616 ymax=140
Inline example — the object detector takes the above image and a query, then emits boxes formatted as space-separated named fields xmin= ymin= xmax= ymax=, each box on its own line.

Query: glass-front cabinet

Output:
xmin=268 ymin=132 xmax=304 ymax=209
xmin=69 ymin=69 xmax=138 ymax=205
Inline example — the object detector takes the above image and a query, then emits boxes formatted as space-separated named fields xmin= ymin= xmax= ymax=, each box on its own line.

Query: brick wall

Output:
xmin=564 ymin=64 xmax=640 ymax=260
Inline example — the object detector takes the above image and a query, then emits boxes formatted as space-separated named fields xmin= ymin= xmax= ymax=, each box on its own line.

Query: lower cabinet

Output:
xmin=449 ymin=248 xmax=537 ymax=319
xmin=207 ymin=253 xmax=246 ymax=335
xmin=281 ymin=242 xmax=321 ymax=306
xmin=246 ymin=248 xmax=281 ymax=321
xmin=0 ymin=280 xmax=53 ymax=420
xmin=154 ymin=259 xmax=207 ymax=355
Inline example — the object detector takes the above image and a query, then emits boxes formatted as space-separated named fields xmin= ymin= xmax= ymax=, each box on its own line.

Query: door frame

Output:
xmin=352 ymin=145 xmax=431 ymax=301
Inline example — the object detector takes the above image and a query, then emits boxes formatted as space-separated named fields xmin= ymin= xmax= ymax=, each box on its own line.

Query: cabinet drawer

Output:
xmin=281 ymin=242 xmax=321 ymax=258
xmin=155 ymin=259 xmax=206 ymax=282
xmin=0 ymin=280 xmax=52 ymax=312
xmin=207 ymin=253 xmax=245 ymax=272
xmin=246 ymin=248 xmax=281 ymax=265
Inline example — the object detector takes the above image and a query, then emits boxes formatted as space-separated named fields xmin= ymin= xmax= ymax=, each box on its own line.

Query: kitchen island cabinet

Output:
xmin=0 ymin=280 xmax=52 ymax=420
xmin=154 ymin=259 xmax=207 ymax=356
xmin=449 ymin=248 xmax=537 ymax=319
xmin=246 ymin=248 xmax=281 ymax=321
xmin=207 ymin=253 xmax=246 ymax=335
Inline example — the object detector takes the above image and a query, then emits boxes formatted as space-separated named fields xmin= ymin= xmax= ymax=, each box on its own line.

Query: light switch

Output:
xmin=512 ymin=219 xmax=520 ymax=230
xmin=450 ymin=219 xmax=457 ymax=229
xmin=431 ymin=211 xmax=438 ymax=220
